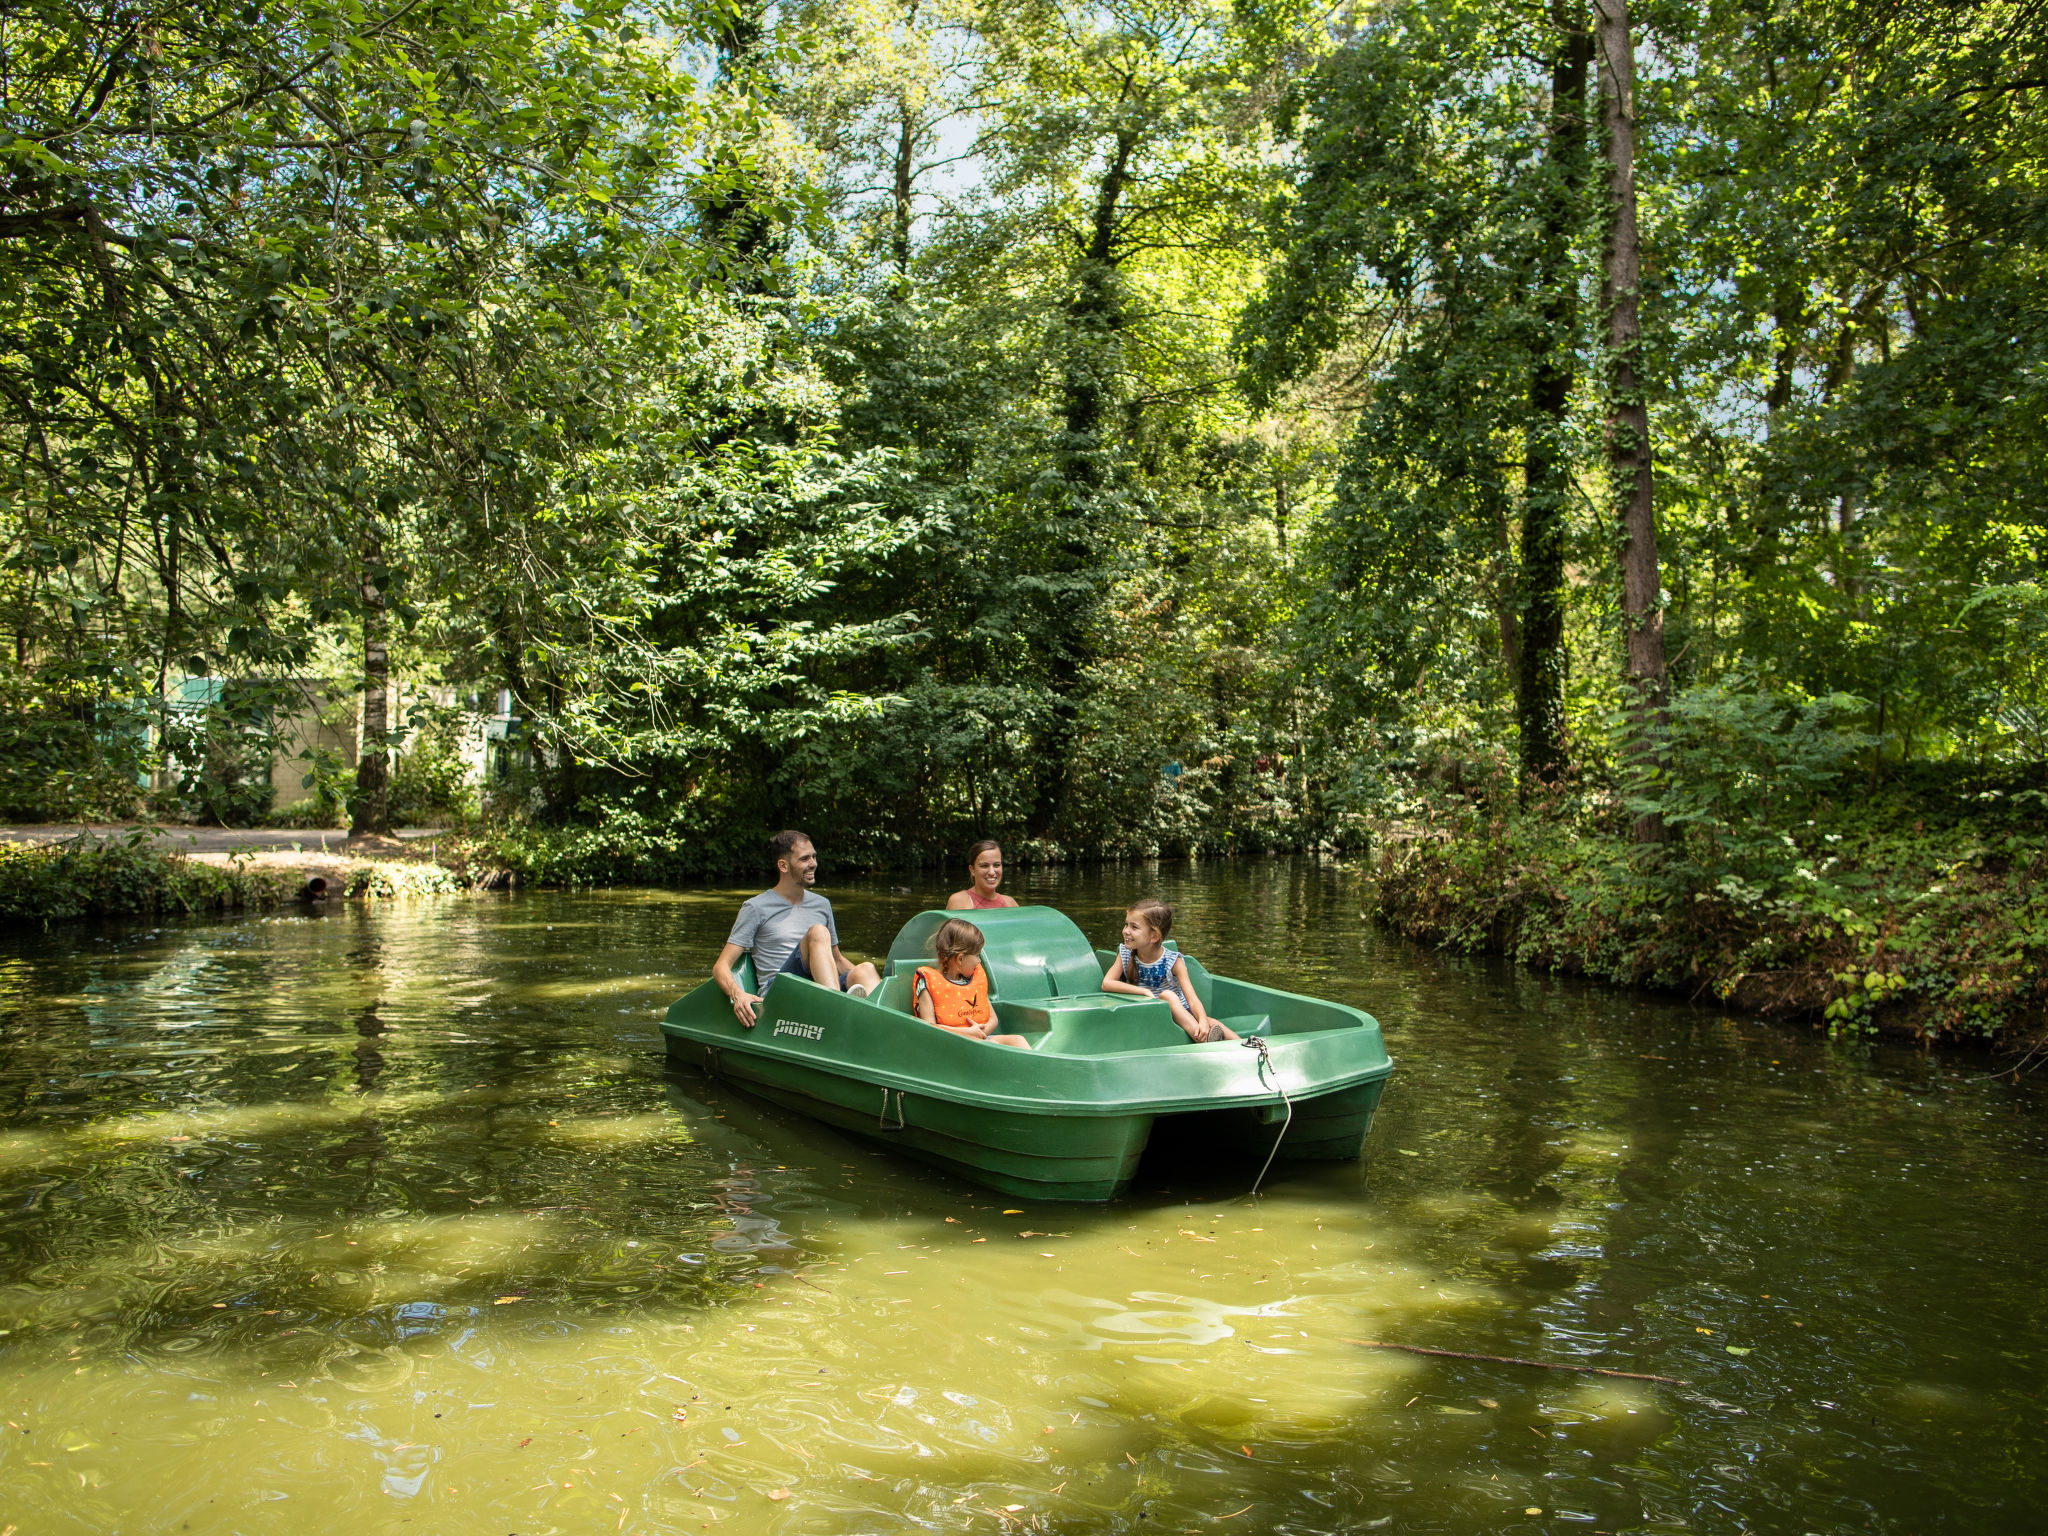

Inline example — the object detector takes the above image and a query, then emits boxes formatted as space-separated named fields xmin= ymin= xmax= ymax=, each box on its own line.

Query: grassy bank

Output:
xmin=0 ymin=838 xmax=467 ymax=927
xmin=1371 ymin=774 xmax=2048 ymax=1045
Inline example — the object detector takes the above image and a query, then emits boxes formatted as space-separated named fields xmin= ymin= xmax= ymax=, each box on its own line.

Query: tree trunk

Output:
xmin=1596 ymin=0 xmax=1667 ymax=842
xmin=891 ymin=103 xmax=916 ymax=291
xmin=1028 ymin=129 xmax=1138 ymax=837
xmin=702 ymin=3 xmax=780 ymax=279
xmin=351 ymin=546 xmax=391 ymax=837
xmin=1061 ymin=128 xmax=1136 ymax=492
xmin=1517 ymin=6 xmax=1592 ymax=794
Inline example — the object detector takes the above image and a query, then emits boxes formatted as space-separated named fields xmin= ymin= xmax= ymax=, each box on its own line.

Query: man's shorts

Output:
xmin=761 ymin=946 xmax=857 ymax=994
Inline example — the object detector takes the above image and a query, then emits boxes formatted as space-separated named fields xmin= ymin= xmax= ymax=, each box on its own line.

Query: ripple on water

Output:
xmin=322 ymin=1345 xmax=413 ymax=1392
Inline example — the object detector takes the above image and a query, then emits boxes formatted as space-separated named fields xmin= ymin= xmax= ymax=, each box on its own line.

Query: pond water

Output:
xmin=2 ymin=860 xmax=2045 ymax=1534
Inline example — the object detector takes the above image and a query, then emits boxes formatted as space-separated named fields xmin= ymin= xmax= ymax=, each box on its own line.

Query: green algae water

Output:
xmin=3 ymin=861 xmax=2045 ymax=1535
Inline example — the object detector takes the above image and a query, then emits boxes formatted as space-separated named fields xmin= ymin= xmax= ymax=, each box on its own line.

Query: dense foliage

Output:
xmin=4 ymin=0 xmax=2045 ymax=1026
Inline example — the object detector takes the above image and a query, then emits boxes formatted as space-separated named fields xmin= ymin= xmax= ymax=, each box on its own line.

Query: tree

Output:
xmin=0 ymin=0 xmax=919 ymax=832
xmin=1653 ymin=0 xmax=2048 ymax=760
xmin=1243 ymin=0 xmax=1603 ymax=789
xmin=1595 ymin=0 xmax=1666 ymax=840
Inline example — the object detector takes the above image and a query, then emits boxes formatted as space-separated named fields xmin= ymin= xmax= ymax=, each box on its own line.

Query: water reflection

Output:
xmin=0 ymin=867 xmax=2045 ymax=1532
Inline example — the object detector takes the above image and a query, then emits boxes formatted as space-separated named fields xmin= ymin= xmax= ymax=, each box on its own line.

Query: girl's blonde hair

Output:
xmin=933 ymin=917 xmax=986 ymax=963
xmin=1127 ymin=899 xmax=1174 ymax=940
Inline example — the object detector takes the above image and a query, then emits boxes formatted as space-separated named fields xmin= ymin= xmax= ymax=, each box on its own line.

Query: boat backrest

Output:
xmin=886 ymin=907 xmax=1104 ymax=1002
xmin=874 ymin=969 xmax=917 ymax=1014
xmin=1176 ymin=950 xmax=1217 ymax=1010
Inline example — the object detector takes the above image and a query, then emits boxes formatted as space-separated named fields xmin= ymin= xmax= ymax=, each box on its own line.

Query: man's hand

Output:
xmin=730 ymin=991 xmax=763 ymax=1029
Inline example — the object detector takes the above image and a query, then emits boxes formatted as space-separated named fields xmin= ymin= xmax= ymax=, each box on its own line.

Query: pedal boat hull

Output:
xmin=659 ymin=906 xmax=1393 ymax=1201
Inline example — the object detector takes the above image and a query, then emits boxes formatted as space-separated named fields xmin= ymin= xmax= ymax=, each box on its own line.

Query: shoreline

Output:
xmin=0 ymin=828 xmax=496 ymax=926
xmin=1366 ymin=813 xmax=2048 ymax=1052
xmin=7 ymin=826 xmax=2040 ymax=1058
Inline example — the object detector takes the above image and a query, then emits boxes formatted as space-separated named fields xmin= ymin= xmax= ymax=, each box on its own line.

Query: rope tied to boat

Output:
xmin=1242 ymin=1033 xmax=1292 ymax=1199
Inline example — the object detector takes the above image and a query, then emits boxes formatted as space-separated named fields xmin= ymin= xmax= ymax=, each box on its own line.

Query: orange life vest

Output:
xmin=914 ymin=964 xmax=993 ymax=1031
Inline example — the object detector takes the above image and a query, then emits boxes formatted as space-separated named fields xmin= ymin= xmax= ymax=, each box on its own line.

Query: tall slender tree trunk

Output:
xmin=1028 ymin=129 xmax=1137 ymax=837
xmin=1597 ymin=0 xmax=1667 ymax=842
xmin=351 ymin=540 xmax=390 ymax=837
xmin=1061 ymin=128 xmax=1136 ymax=492
xmin=1518 ymin=6 xmax=1592 ymax=793
xmin=702 ymin=2 xmax=780 ymax=279
xmin=891 ymin=104 xmax=916 ymax=293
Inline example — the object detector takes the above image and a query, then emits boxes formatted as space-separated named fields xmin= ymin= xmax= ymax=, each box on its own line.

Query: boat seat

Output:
xmin=874 ymin=970 xmax=917 ymax=1014
xmin=996 ymin=994 xmax=1190 ymax=1053
xmin=886 ymin=907 xmax=1106 ymax=1002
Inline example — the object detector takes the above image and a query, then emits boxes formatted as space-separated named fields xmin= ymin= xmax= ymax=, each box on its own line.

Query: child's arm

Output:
xmin=1101 ymin=952 xmax=1151 ymax=996
xmin=913 ymin=975 xmax=938 ymax=1025
xmin=1171 ymin=956 xmax=1210 ymax=1023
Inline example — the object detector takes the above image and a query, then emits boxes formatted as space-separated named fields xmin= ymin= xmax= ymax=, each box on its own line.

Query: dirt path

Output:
xmin=0 ymin=825 xmax=466 ymax=891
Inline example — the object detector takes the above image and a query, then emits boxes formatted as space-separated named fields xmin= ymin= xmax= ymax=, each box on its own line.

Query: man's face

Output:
xmin=780 ymin=839 xmax=819 ymax=885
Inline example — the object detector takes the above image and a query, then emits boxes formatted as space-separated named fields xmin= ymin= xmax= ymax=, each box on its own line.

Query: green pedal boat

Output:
xmin=659 ymin=906 xmax=1393 ymax=1201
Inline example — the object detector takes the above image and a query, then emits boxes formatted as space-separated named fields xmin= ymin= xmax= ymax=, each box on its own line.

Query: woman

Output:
xmin=945 ymin=839 xmax=1019 ymax=910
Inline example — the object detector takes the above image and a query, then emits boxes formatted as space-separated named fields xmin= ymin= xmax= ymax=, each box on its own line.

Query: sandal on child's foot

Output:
xmin=1202 ymin=1023 xmax=1227 ymax=1043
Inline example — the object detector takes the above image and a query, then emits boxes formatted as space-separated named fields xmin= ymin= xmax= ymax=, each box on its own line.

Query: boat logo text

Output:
xmin=772 ymin=1021 xmax=825 ymax=1041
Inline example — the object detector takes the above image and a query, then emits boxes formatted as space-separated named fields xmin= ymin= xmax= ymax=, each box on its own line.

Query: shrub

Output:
xmin=1370 ymin=677 xmax=2048 ymax=1043
xmin=0 ymin=836 xmax=296 ymax=924
xmin=0 ymin=669 xmax=150 ymax=822
xmin=386 ymin=714 xmax=479 ymax=827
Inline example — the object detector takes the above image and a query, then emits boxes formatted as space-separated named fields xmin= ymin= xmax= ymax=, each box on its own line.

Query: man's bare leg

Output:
xmin=800 ymin=924 xmax=839 ymax=987
xmin=799 ymin=925 xmax=880 ymax=995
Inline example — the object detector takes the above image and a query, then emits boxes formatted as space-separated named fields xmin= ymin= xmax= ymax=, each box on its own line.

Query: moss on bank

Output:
xmin=1371 ymin=787 xmax=2048 ymax=1044
xmin=0 ymin=839 xmax=466 ymax=926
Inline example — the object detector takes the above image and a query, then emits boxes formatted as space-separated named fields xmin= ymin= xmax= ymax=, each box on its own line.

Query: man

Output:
xmin=714 ymin=830 xmax=882 ymax=1028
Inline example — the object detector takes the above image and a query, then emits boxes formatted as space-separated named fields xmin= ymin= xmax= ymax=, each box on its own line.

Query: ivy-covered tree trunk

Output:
xmin=351 ymin=553 xmax=391 ymax=838
xmin=704 ymin=1 xmax=782 ymax=277
xmin=1062 ymin=129 xmax=1135 ymax=492
xmin=1517 ymin=4 xmax=1592 ymax=792
xmin=891 ymin=104 xmax=916 ymax=289
xmin=1597 ymin=0 xmax=1668 ymax=841
xmin=1028 ymin=128 xmax=1137 ymax=836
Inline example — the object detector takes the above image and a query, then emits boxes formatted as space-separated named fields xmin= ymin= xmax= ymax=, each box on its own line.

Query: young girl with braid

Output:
xmin=912 ymin=918 xmax=1028 ymax=1048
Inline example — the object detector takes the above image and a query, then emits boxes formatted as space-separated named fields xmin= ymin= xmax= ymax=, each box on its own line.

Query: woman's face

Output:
xmin=971 ymin=849 xmax=1003 ymax=890
xmin=940 ymin=951 xmax=980 ymax=984
xmin=1122 ymin=912 xmax=1160 ymax=951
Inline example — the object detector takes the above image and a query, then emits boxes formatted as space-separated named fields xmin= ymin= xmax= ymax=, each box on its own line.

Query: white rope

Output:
xmin=1242 ymin=1034 xmax=1292 ymax=1199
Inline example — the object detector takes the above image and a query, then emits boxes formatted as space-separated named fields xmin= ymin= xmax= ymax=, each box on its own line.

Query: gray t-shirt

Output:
xmin=727 ymin=888 xmax=838 ymax=989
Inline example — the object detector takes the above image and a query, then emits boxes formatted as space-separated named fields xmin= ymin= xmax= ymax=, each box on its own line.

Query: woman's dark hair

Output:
xmin=965 ymin=839 xmax=1003 ymax=867
xmin=769 ymin=829 xmax=811 ymax=866
xmin=1127 ymin=898 xmax=1174 ymax=940
xmin=933 ymin=917 xmax=987 ymax=962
